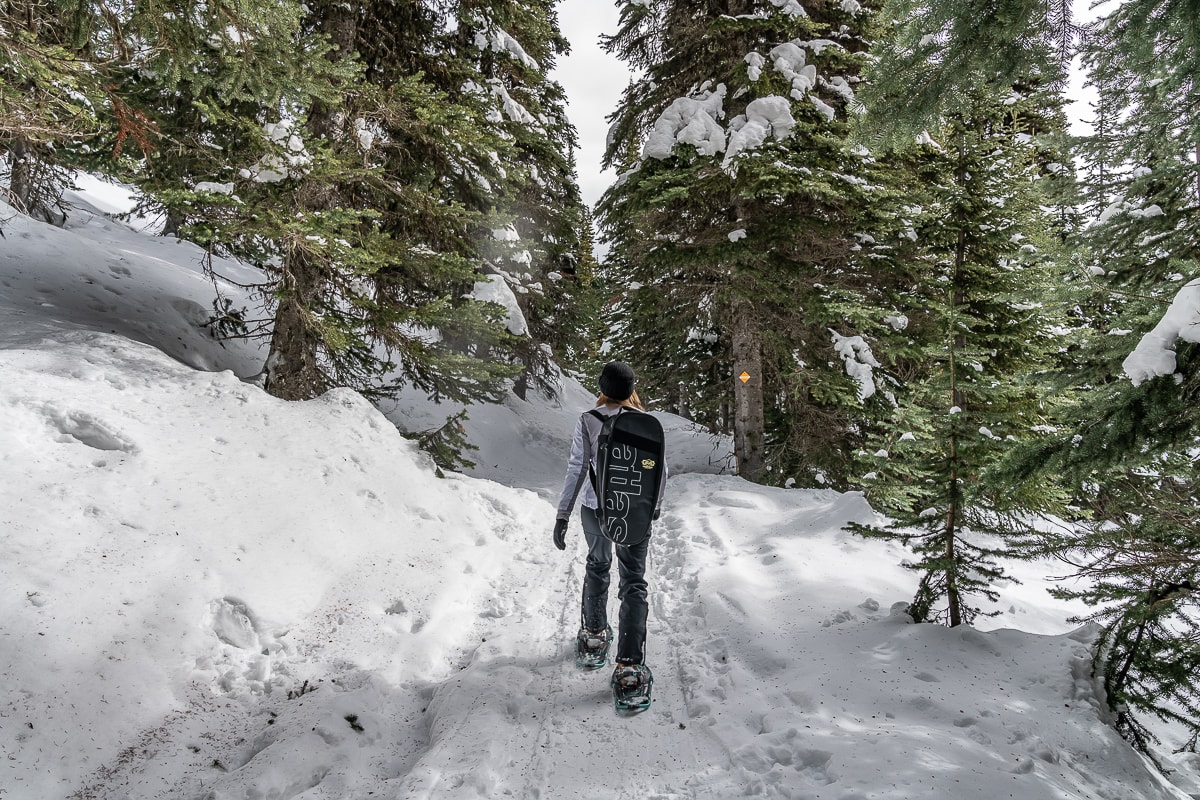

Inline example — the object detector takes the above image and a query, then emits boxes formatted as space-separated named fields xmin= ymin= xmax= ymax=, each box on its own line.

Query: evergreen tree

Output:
xmin=107 ymin=0 xmax=349 ymax=237
xmin=454 ymin=0 xmax=599 ymax=399
xmin=0 ymin=0 xmax=134 ymax=222
xmin=4 ymin=0 xmax=588 ymax=456
xmin=853 ymin=0 xmax=1076 ymax=141
xmin=116 ymin=1 xmax=523 ymax=404
xmin=799 ymin=0 xmax=1200 ymax=760
xmin=597 ymin=0 xmax=894 ymax=485
xmin=998 ymin=0 xmax=1200 ymax=757
xmin=853 ymin=86 xmax=1068 ymax=627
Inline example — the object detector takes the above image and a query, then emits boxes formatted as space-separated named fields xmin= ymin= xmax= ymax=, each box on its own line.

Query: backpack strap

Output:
xmin=587 ymin=406 xmax=637 ymax=497
xmin=586 ymin=408 xmax=611 ymax=494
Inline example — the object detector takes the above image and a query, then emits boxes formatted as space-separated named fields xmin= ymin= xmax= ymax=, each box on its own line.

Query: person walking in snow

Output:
xmin=553 ymin=361 xmax=667 ymax=710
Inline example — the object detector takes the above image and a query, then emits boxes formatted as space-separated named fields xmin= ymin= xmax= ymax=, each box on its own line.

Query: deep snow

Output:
xmin=2 ymin=183 xmax=1199 ymax=800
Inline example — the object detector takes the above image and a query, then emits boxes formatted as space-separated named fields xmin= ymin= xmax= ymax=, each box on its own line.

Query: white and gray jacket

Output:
xmin=555 ymin=405 xmax=668 ymax=519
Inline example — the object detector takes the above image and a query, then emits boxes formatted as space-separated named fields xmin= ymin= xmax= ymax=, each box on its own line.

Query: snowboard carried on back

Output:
xmin=588 ymin=408 xmax=666 ymax=547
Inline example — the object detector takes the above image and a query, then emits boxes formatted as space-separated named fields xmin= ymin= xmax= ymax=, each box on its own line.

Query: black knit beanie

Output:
xmin=598 ymin=361 xmax=636 ymax=401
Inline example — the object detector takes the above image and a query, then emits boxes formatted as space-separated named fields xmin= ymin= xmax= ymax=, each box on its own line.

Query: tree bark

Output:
xmin=263 ymin=0 xmax=357 ymax=401
xmin=8 ymin=136 xmax=32 ymax=214
xmin=265 ymin=244 xmax=327 ymax=400
xmin=944 ymin=159 xmax=969 ymax=628
xmin=731 ymin=295 xmax=765 ymax=482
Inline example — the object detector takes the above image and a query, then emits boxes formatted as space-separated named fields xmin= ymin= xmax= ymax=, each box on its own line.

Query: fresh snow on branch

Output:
xmin=194 ymin=182 xmax=234 ymax=195
xmin=488 ymin=80 xmax=537 ymax=126
xmin=1123 ymin=278 xmax=1200 ymax=385
xmin=768 ymin=0 xmax=808 ymax=17
xmin=746 ymin=52 xmax=766 ymax=82
xmin=475 ymin=26 xmax=539 ymax=70
xmin=831 ymin=330 xmax=881 ymax=401
xmin=238 ymin=121 xmax=311 ymax=183
xmin=644 ymin=38 xmax=848 ymax=168
xmin=642 ymin=85 xmax=728 ymax=160
xmin=471 ymin=274 xmax=529 ymax=336
xmin=492 ymin=225 xmax=520 ymax=243
xmin=810 ymin=95 xmax=837 ymax=121
xmin=1097 ymin=200 xmax=1166 ymax=225
xmin=769 ymin=43 xmax=818 ymax=99
xmin=916 ymin=130 xmax=942 ymax=149
xmin=355 ymin=118 xmax=376 ymax=152
xmin=723 ymin=96 xmax=796 ymax=172
xmin=464 ymin=79 xmax=537 ymax=127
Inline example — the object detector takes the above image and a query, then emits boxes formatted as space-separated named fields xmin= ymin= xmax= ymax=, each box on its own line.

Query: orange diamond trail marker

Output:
xmin=738 ymin=372 xmax=751 ymax=384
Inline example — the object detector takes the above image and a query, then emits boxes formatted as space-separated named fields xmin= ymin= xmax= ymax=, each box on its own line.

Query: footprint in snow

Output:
xmin=44 ymin=407 xmax=138 ymax=453
xmin=822 ymin=610 xmax=856 ymax=627
xmin=211 ymin=597 xmax=260 ymax=650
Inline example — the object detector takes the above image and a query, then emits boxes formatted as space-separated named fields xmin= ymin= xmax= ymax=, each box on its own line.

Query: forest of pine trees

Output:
xmin=0 ymin=0 xmax=601 ymax=413
xmin=2 ymin=0 xmax=1198 ymax=765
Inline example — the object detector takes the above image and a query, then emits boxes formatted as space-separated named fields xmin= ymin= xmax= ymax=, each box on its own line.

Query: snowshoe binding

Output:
xmin=611 ymin=663 xmax=653 ymax=713
xmin=575 ymin=625 xmax=613 ymax=670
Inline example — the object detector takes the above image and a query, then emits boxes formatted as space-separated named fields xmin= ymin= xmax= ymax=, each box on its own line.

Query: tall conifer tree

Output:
xmin=808 ymin=0 xmax=1200 ymax=759
xmin=455 ymin=0 xmax=599 ymax=398
xmin=597 ymin=0 xmax=892 ymax=485
xmin=119 ymin=1 xmax=523 ymax=404
xmin=0 ymin=0 xmax=150 ymax=222
xmin=1001 ymin=0 xmax=1200 ymax=757
xmin=853 ymin=86 xmax=1068 ymax=627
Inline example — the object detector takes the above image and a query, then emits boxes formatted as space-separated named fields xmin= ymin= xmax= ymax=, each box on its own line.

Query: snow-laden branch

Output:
xmin=1123 ymin=278 xmax=1200 ymax=385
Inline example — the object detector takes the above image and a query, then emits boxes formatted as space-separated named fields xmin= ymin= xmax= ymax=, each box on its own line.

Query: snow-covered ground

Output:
xmin=2 ymin=183 xmax=1198 ymax=799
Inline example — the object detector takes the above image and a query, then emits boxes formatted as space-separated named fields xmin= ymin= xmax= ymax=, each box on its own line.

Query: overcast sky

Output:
xmin=552 ymin=0 xmax=626 ymax=209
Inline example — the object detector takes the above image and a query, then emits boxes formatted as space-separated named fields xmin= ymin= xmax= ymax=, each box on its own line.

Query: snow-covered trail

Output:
xmin=0 ymin=329 xmax=1188 ymax=800
xmin=4 ymin=189 xmax=1198 ymax=798
xmin=367 ymin=469 xmax=1187 ymax=800
xmin=388 ymin=494 xmax=742 ymax=800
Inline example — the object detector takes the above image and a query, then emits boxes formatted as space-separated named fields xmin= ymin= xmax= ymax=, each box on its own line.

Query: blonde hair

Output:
xmin=596 ymin=391 xmax=644 ymax=411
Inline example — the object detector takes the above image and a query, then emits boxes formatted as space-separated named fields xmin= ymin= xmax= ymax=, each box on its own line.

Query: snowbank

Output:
xmin=0 ymin=331 xmax=553 ymax=797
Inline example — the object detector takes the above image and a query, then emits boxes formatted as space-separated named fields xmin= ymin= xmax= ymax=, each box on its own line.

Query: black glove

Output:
xmin=653 ymin=508 xmax=661 ymax=521
xmin=553 ymin=518 xmax=568 ymax=550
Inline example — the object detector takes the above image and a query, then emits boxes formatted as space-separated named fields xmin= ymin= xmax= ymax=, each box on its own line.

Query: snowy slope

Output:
xmin=1 ymin=186 xmax=1198 ymax=799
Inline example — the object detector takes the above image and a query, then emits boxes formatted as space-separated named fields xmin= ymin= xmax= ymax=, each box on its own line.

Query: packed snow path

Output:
xmin=391 ymin=503 xmax=740 ymax=799
xmin=0 ymin=331 xmax=1192 ymax=799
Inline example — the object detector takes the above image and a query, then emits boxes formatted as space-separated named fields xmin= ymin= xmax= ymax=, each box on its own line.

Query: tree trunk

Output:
xmin=161 ymin=213 xmax=185 ymax=238
xmin=263 ymin=0 xmax=357 ymax=401
xmin=512 ymin=361 xmax=529 ymax=401
xmin=943 ymin=470 xmax=963 ymax=627
xmin=8 ymin=136 xmax=32 ymax=214
xmin=265 ymin=244 xmax=327 ymax=400
xmin=944 ymin=172 xmax=969 ymax=628
xmin=731 ymin=296 xmax=765 ymax=482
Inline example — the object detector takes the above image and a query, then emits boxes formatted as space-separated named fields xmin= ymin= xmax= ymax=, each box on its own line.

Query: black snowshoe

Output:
xmin=611 ymin=663 xmax=653 ymax=713
xmin=575 ymin=625 xmax=613 ymax=670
